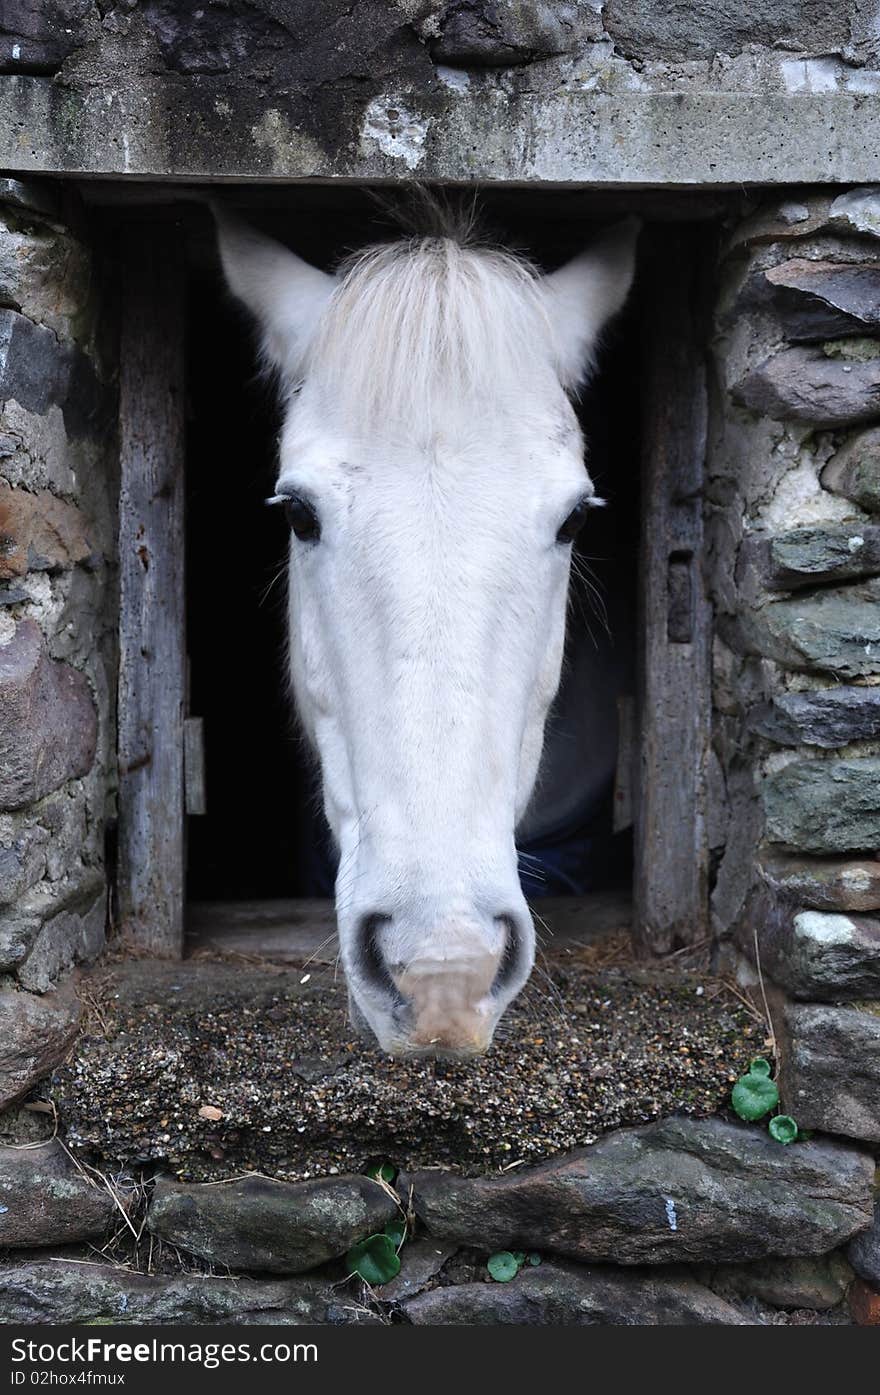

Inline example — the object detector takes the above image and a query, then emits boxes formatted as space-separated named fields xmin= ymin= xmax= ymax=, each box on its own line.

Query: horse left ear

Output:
xmin=212 ymin=205 xmax=336 ymax=380
xmin=542 ymin=217 xmax=641 ymax=392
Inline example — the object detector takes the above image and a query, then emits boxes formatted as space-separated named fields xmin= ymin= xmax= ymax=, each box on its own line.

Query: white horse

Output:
xmin=215 ymin=203 xmax=638 ymax=1057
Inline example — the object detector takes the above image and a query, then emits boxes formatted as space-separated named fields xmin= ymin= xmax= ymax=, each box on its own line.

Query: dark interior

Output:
xmin=178 ymin=189 xmax=644 ymax=903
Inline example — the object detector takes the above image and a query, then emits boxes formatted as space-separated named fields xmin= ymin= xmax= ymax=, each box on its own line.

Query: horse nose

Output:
xmin=353 ymin=910 xmax=526 ymax=1056
xmin=393 ymin=955 xmax=499 ymax=1055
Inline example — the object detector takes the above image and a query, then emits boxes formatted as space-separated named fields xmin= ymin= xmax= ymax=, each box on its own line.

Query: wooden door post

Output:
xmin=634 ymin=228 xmax=712 ymax=956
xmin=117 ymin=223 xmax=186 ymax=955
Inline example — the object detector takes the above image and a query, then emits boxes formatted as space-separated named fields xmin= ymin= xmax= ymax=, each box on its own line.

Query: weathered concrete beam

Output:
xmin=3 ymin=81 xmax=880 ymax=186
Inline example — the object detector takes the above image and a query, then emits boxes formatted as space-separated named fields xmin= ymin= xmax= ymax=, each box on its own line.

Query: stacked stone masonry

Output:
xmin=708 ymin=189 xmax=880 ymax=1192
xmin=0 ymin=1119 xmax=876 ymax=1324
xmin=1 ymin=10 xmax=880 ymax=1301
xmin=0 ymin=178 xmax=115 ymax=1114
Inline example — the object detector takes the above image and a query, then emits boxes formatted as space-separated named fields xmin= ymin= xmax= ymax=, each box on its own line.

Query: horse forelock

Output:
xmin=300 ymin=234 xmax=563 ymax=440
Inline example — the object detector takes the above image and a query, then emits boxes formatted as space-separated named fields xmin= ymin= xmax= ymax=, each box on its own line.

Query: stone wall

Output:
xmin=2 ymin=154 xmax=880 ymax=1321
xmin=0 ymin=179 xmax=116 ymax=1111
xmin=0 ymin=1118 xmax=876 ymax=1324
xmin=706 ymin=190 xmax=880 ymax=1177
xmin=2 ymin=2 xmax=880 ymax=184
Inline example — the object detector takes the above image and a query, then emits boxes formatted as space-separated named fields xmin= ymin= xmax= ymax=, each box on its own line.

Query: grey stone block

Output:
xmin=748 ymin=688 xmax=880 ymax=747
xmin=780 ymin=1000 xmax=880 ymax=1144
xmin=0 ymin=618 xmax=97 ymax=809
xmin=733 ymin=345 xmax=880 ymax=427
xmin=822 ymin=426 xmax=880 ymax=514
xmin=604 ymin=0 xmax=851 ymax=62
xmin=0 ymin=979 xmax=80 ymax=1110
xmin=429 ymin=3 xmax=601 ymax=68
xmin=745 ymin=525 xmax=880 ymax=592
xmin=148 ymin=1173 xmax=400 ymax=1275
xmin=408 ymin=1117 xmax=874 ymax=1264
xmin=729 ymin=580 xmax=880 ymax=678
xmin=763 ymin=759 xmax=880 ymax=854
xmin=0 ymin=1260 xmax=376 ymax=1325
xmin=0 ymin=309 xmax=72 ymax=415
xmin=404 ymin=1259 xmax=754 ymax=1324
xmin=0 ymin=1141 xmax=115 ymax=1247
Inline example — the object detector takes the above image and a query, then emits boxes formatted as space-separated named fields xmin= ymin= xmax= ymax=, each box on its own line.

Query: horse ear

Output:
xmin=212 ymin=206 xmax=335 ymax=379
xmin=543 ymin=217 xmax=640 ymax=392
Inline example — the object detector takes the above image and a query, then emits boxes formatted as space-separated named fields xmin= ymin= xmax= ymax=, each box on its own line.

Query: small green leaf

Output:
xmin=384 ymin=1219 xmax=407 ymax=1250
xmin=346 ymin=1233 xmax=401 ymax=1286
xmin=748 ymin=1057 xmax=772 ymax=1078
xmin=731 ymin=1072 xmax=779 ymax=1121
xmin=768 ymin=1115 xmax=799 ymax=1145
xmin=365 ymin=1162 xmax=397 ymax=1185
xmin=511 ymin=1251 xmax=527 ymax=1266
xmin=527 ymin=1252 xmax=542 ymax=1267
xmin=487 ymin=1251 xmax=520 ymax=1283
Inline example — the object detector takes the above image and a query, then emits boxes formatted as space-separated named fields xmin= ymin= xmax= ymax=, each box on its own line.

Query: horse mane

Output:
xmin=302 ymin=199 xmax=563 ymax=440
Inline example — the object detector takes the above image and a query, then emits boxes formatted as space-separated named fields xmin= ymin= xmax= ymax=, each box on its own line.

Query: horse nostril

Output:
xmin=491 ymin=913 xmax=528 ymax=997
xmin=355 ymin=912 xmax=401 ymax=1001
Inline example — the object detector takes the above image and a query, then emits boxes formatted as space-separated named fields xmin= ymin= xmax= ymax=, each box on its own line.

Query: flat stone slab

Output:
xmin=733 ymin=346 xmax=880 ymax=427
xmin=731 ymin=580 xmax=880 ymax=679
xmin=743 ymin=879 xmax=880 ymax=1000
xmin=0 ymin=617 xmax=97 ymax=810
xmin=762 ymin=259 xmax=880 ymax=341
xmin=822 ymin=426 xmax=880 ymax=514
xmin=0 ymin=979 xmax=80 ymax=1111
xmin=849 ymin=1202 xmax=880 ymax=1287
xmin=407 ymin=1117 xmax=873 ymax=1266
xmin=403 ymin=1258 xmax=754 ymax=1325
xmin=746 ymin=526 xmax=880 ymax=592
xmin=696 ymin=1253 xmax=854 ymax=1312
xmin=0 ymin=1260 xmax=377 ymax=1326
xmin=56 ymin=957 xmax=760 ymax=1180
xmin=780 ymin=1000 xmax=880 ymax=1144
xmin=0 ymin=1140 xmax=114 ymax=1248
xmin=758 ymin=852 xmax=880 ymax=913
xmin=748 ymin=689 xmax=880 ymax=748
xmin=147 ymin=1173 xmax=399 ymax=1274
xmin=763 ymin=759 xmax=880 ymax=855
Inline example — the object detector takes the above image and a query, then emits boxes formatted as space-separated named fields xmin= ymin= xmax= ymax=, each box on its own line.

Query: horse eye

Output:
xmin=283 ymin=495 xmax=321 ymax=542
xmin=556 ymin=499 xmax=590 ymax=544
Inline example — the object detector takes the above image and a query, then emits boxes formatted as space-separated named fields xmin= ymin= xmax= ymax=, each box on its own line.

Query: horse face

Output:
xmin=276 ymin=412 xmax=591 ymax=1054
xmin=215 ymin=208 xmax=638 ymax=1054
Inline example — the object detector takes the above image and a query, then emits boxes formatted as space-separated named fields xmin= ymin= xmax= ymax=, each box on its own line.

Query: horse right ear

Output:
xmin=542 ymin=217 xmax=640 ymax=393
xmin=212 ymin=206 xmax=335 ymax=380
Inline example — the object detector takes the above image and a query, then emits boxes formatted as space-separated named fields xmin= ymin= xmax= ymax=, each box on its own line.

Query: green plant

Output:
xmin=384 ymin=1219 xmax=407 ymax=1250
xmin=346 ymin=1233 xmax=401 ymax=1286
xmin=731 ymin=1058 xmax=780 ymax=1122
xmin=486 ymin=1250 xmax=542 ymax=1282
xmin=365 ymin=1161 xmax=397 ymax=1185
xmin=768 ymin=1114 xmax=799 ymax=1145
xmin=487 ymin=1252 xmax=520 ymax=1283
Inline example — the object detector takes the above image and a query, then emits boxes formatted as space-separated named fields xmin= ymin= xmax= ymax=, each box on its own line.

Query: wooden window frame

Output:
xmin=115 ymin=220 xmax=712 ymax=958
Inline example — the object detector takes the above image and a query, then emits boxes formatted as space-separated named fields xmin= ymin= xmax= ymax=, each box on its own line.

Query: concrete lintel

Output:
xmin=2 ymin=80 xmax=880 ymax=187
